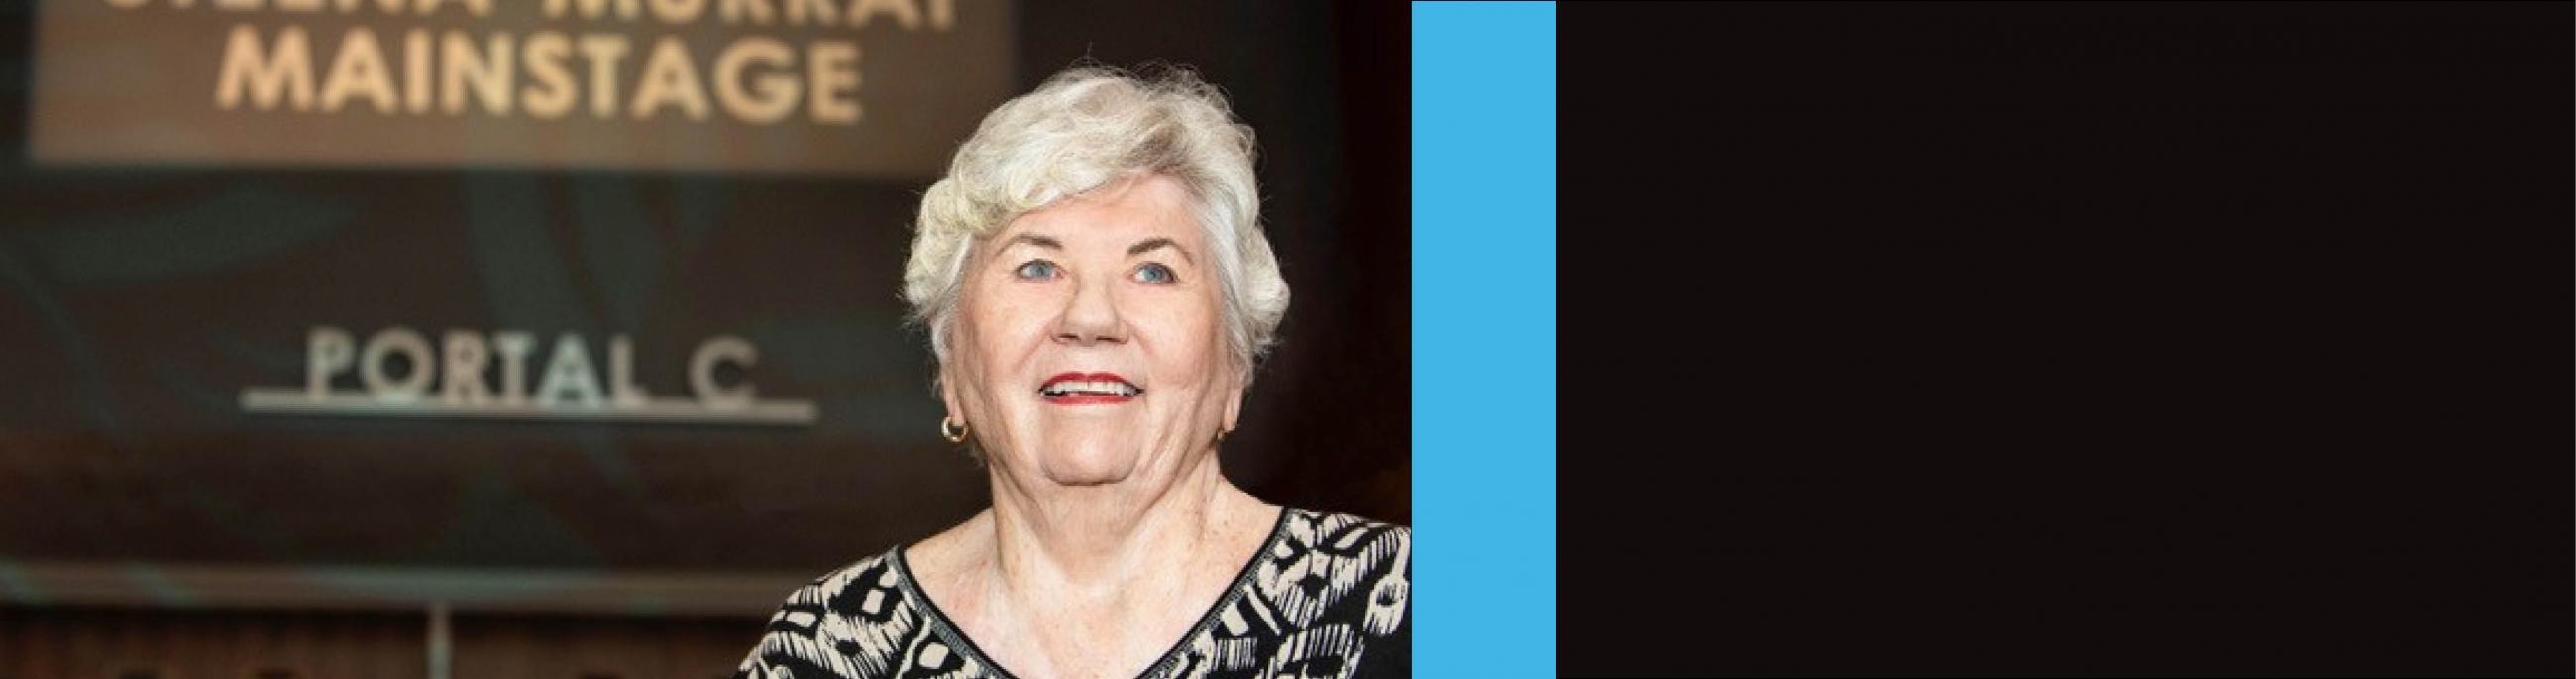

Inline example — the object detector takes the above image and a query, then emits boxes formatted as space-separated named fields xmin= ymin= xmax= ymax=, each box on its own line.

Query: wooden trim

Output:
xmin=0 ymin=561 xmax=805 ymax=617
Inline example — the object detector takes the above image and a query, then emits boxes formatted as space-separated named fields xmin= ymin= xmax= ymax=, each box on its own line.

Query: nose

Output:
xmin=1053 ymin=269 xmax=1127 ymax=346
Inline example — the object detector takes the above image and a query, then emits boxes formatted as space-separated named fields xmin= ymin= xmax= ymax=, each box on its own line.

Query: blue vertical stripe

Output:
xmin=1413 ymin=3 xmax=1556 ymax=676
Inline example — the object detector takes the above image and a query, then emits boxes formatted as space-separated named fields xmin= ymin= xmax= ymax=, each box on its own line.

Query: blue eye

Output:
xmin=1014 ymin=260 xmax=1060 ymax=280
xmin=1133 ymin=263 xmax=1178 ymax=284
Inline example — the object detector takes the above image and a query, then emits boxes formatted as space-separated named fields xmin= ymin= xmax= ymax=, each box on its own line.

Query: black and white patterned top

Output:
xmin=732 ymin=507 xmax=1412 ymax=679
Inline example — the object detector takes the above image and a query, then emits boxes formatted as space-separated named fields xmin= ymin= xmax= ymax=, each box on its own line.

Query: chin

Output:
xmin=1032 ymin=442 xmax=1141 ymax=487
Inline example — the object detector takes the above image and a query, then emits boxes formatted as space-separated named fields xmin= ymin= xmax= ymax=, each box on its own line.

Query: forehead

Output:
xmin=997 ymin=174 xmax=1205 ymax=247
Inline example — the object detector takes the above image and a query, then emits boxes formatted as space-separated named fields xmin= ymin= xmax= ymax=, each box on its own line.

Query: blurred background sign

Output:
xmin=29 ymin=0 xmax=1012 ymax=177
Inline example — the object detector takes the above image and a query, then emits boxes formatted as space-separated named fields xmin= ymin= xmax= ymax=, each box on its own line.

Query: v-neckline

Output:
xmin=889 ymin=505 xmax=1293 ymax=679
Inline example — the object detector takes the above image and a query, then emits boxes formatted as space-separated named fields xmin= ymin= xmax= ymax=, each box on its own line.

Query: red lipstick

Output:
xmin=1038 ymin=372 xmax=1141 ymax=405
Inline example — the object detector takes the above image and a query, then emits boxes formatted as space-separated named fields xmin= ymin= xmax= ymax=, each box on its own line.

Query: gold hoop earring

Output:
xmin=940 ymin=416 xmax=969 ymax=444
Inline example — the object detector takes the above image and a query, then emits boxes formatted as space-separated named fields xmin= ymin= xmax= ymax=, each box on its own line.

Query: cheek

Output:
xmin=958 ymin=285 xmax=1052 ymax=388
xmin=1134 ymin=294 xmax=1229 ymax=383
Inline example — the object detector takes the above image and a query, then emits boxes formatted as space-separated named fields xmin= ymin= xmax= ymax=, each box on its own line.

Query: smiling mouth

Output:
xmin=1039 ymin=372 xmax=1142 ymax=403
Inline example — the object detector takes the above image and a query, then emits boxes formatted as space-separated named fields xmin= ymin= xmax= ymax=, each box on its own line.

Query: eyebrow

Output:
xmin=1127 ymin=237 xmax=1194 ymax=264
xmin=998 ymin=233 xmax=1192 ymax=264
xmin=1000 ymin=233 xmax=1063 ymax=251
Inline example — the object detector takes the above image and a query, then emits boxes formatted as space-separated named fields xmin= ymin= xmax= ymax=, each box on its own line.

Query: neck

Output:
xmin=981 ymin=446 xmax=1256 ymax=602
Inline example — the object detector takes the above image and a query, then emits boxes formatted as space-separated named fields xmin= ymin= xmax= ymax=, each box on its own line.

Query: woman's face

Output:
xmin=943 ymin=174 xmax=1242 ymax=487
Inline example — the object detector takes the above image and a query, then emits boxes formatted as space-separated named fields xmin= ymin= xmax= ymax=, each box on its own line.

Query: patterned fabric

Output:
xmin=734 ymin=508 xmax=1411 ymax=679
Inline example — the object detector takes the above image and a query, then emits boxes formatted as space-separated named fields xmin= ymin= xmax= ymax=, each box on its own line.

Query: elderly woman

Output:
xmin=733 ymin=66 xmax=1411 ymax=679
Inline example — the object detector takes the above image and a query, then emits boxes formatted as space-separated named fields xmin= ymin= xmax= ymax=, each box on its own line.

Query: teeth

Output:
xmin=1041 ymin=380 xmax=1141 ymax=397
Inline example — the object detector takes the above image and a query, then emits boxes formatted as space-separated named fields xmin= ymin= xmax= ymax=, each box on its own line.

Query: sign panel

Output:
xmin=29 ymin=0 xmax=1014 ymax=177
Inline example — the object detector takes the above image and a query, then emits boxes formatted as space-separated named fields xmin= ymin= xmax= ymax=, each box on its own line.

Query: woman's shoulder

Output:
xmin=1259 ymin=507 xmax=1411 ymax=630
xmin=1273 ymin=506 xmax=1411 ymax=561
xmin=1161 ymin=506 xmax=1411 ymax=678
xmin=731 ymin=547 xmax=992 ymax=679
xmin=1280 ymin=506 xmax=1407 ymax=528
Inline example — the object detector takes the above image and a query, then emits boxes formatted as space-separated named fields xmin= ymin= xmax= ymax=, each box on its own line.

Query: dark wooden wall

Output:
xmin=0 ymin=607 xmax=763 ymax=679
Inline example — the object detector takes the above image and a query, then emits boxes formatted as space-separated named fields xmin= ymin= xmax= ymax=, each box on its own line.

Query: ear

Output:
xmin=937 ymin=364 xmax=964 ymax=423
xmin=1220 ymin=365 xmax=1247 ymax=435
